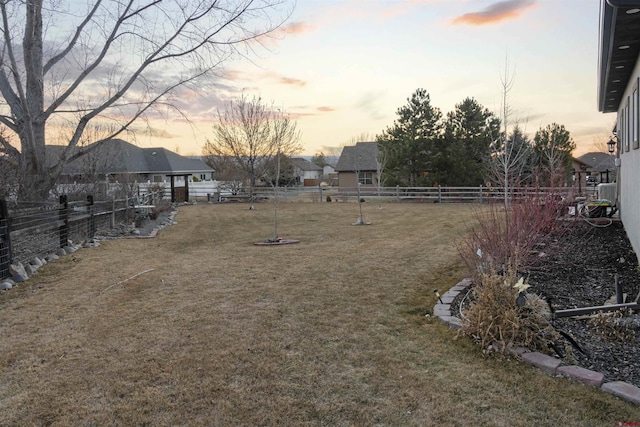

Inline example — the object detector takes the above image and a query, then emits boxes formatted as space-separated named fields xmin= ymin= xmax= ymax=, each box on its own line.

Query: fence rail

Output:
xmin=0 ymin=193 xmax=164 ymax=280
xmin=0 ymin=185 xmax=584 ymax=281
xmin=208 ymin=185 xmax=578 ymax=204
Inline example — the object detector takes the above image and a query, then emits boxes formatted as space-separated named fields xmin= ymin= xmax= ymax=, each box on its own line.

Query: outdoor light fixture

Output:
xmin=607 ymin=137 xmax=617 ymax=154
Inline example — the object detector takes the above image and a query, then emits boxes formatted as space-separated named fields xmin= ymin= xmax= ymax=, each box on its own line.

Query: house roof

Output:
xmin=290 ymin=157 xmax=323 ymax=171
xmin=335 ymin=142 xmax=379 ymax=172
xmin=577 ymin=151 xmax=616 ymax=171
xmin=598 ymin=0 xmax=640 ymax=113
xmin=50 ymin=139 xmax=212 ymax=175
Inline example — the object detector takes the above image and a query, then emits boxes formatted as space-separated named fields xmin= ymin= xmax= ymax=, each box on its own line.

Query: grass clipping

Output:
xmin=460 ymin=270 xmax=559 ymax=355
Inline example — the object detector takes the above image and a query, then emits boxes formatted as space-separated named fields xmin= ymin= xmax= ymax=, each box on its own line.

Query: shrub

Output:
xmin=460 ymin=269 xmax=559 ymax=354
xmin=457 ymin=191 xmax=574 ymax=280
xmin=326 ymin=195 xmax=332 ymax=202
xmin=590 ymin=309 xmax=636 ymax=341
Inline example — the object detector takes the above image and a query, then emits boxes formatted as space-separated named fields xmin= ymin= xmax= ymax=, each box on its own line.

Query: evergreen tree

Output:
xmin=532 ymin=123 xmax=576 ymax=185
xmin=437 ymin=98 xmax=500 ymax=186
xmin=489 ymin=125 xmax=534 ymax=188
xmin=311 ymin=152 xmax=328 ymax=168
xmin=377 ymin=89 xmax=442 ymax=186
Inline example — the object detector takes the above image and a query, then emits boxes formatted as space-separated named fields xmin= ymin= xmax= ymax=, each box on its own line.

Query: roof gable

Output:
xmin=577 ymin=151 xmax=616 ymax=171
xmin=290 ymin=157 xmax=323 ymax=171
xmin=335 ymin=142 xmax=379 ymax=172
xmin=52 ymin=139 xmax=212 ymax=175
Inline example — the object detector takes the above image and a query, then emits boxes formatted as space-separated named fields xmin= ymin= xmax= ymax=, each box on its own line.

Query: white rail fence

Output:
xmin=140 ymin=183 xmax=579 ymax=204
xmin=57 ymin=181 xmax=585 ymax=204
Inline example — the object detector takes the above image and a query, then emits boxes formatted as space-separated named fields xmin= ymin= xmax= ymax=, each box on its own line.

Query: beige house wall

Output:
xmin=338 ymin=172 xmax=378 ymax=189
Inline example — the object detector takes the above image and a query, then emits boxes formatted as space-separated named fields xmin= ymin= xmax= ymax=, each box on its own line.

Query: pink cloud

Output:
xmin=452 ymin=0 xmax=536 ymax=26
xmin=317 ymin=106 xmax=335 ymax=112
xmin=279 ymin=76 xmax=306 ymax=87
xmin=281 ymin=21 xmax=316 ymax=35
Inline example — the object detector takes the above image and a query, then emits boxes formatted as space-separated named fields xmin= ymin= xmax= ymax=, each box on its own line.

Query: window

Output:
xmin=358 ymin=171 xmax=373 ymax=185
xmin=625 ymin=97 xmax=630 ymax=152
xmin=634 ymin=78 xmax=639 ymax=149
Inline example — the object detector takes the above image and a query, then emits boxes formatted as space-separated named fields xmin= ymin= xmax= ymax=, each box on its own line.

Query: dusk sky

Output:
xmin=136 ymin=0 xmax=615 ymax=157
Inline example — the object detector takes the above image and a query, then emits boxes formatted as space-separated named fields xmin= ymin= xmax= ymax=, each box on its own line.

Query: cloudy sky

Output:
xmin=137 ymin=0 xmax=614 ymax=157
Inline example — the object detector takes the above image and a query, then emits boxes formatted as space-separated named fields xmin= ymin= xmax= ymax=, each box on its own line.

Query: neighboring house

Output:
xmin=323 ymin=163 xmax=336 ymax=177
xmin=290 ymin=157 xmax=323 ymax=186
xmin=323 ymin=163 xmax=338 ymax=186
xmin=335 ymin=142 xmax=379 ymax=189
xmin=597 ymin=0 xmax=640 ymax=255
xmin=51 ymin=139 xmax=213 ymax=184
xmin=570 ymin=157 xmax=592 ymax=192
xmin=576 ymin=152 xmax=616 ymax=183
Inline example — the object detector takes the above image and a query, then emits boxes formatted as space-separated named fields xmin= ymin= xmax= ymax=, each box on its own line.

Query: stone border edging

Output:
xmin=0 ymin=210 xmax=178 ymax=290
xmin=434 ymin=278 xmax=640 ymax=407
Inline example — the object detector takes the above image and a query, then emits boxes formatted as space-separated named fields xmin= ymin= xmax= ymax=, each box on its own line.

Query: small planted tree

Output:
xmin=265 ymin=111 xmax=300 ymax=242
xmin=376 ymin=144 xmax=387 ymax=209
xmin=488 ymin=61 xmax=533 ymax=209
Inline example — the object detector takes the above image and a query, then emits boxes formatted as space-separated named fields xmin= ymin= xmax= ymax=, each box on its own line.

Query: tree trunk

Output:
xmin=20 ymin=0 xmax=51 ymax=201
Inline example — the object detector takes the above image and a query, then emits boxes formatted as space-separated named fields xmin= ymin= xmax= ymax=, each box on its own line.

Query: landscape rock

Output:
xmin=56 ymin=248 xmax=67 ymax=257
xmin=9 ymin=263 xmax=28 ymax=282
xmin=601 ymin=381 xmax=640 ymax=405
xmin=0 ymin=282 xmax=12 ymax=290
xmin=45 ymin=254 xmax=59 ymax=263
xmin=24 ymin=264 xmax=38 ymax=275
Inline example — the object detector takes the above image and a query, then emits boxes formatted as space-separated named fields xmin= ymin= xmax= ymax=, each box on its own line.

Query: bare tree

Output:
xmin=205 ymin=95 xmax=301 ymax=209
xmin=376 ymin=143 xmax=387 ymax=209
xmin=488 ymin=60 xmax=531 ymax=208
xmin=0 ymin=0 xmax=292 ymax=200
xmin=203 ymin=154 xmax=245 ymax=195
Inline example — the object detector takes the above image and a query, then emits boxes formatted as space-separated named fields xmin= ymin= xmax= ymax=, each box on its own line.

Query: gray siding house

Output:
xmin=598 ymin=0 xmax=640 ymax=255
xmin=335 ymin=142 xmax=379 ymax=189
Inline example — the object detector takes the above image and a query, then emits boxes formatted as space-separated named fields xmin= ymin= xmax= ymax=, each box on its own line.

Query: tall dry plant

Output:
xmin=460 ymin=270 xmax=559 ymax=354
xmin=456 ymin=173 xmax=576 ymax=355
xmin=457 ymin=187 xmax=574 ymax=279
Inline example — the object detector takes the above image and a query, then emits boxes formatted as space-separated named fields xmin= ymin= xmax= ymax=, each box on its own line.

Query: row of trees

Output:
xmin=376 ymin=88 xmax=576 ymax=188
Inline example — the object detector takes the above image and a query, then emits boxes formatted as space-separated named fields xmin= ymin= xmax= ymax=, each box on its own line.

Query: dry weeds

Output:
xmin=0 ymin=202 xmax=638 ymax=425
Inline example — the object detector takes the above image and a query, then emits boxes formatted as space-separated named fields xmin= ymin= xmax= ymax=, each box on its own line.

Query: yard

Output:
xmin=0 ymin=203 xmax=638 ymax=425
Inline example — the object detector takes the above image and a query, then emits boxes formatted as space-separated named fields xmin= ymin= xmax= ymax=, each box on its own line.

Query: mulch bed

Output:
xmin=526 ymin=219 xmax=640 ymax=388
xmin=453 ymin=219 xmax=640 ymax=387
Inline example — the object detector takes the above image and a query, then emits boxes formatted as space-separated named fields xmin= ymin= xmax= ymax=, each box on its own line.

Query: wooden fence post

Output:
xmin=0 ymin=199 xmax=12 ymax=278
xmin=111 ymin=197 xmax=116 ymax=229
xmin=396 ymin=185 xmax=400 ymax=202
xmin=438 ymin=185 xmax=442 ymax=204
xmin=59 ymin=195 xmax=69 ymax=247
xmin=87 ymin=194 xmax=95 ymax=238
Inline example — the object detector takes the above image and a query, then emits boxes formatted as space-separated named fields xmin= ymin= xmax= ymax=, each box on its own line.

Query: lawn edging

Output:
xmin=434 ymin=278 xmax=640 ymax=407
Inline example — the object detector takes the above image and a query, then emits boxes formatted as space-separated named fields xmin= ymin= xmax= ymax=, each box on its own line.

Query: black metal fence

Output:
xmin=0 ymin=195 xmax=135 ymax=280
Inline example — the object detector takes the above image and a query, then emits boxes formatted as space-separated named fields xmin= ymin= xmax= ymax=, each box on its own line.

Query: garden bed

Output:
xmin=455 ymin=219 xmax=640 ymax=387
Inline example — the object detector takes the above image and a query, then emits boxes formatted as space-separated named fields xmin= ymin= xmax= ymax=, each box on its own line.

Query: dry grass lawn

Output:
xmin=0 ymin=202 xmax=638 ymax=426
